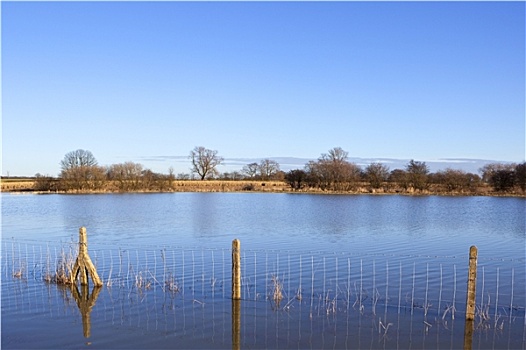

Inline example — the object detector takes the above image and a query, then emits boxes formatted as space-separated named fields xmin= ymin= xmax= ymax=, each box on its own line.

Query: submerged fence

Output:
xmin=4 ymin=237 xmax=525 ymax=320
xmin=2 ymin=232 xmax=526 ymax=348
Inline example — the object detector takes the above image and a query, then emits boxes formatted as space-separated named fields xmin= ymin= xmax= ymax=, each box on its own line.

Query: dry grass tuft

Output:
xmin=270 ymin=275 xmax=283 ymax=307
xmin=295 ymin=287 xmax=302 ymax=301
xmin=12 ymin=259 xmax=25 ymax=279
xmin=165 ymin=274 xmax=179 ymax=293
xmin=44 ymin=247 xmax=76 ymax=285
xmin=135 ymin=272 xmax=152 ymax=291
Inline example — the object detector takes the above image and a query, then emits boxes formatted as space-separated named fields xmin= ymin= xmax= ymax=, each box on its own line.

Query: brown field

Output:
xmin=0 ymin=179 xmax=291 ymax=193
xmin=1 ymin=179 xmax=36 ymax=192
xmin=168 ymin=180 xmax=289 ymax=192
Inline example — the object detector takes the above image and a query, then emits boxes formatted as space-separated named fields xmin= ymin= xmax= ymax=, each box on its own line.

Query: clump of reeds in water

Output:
xmin=165 ymin=273 xmax=179 ymax=294
xmin=295 ymin=287 xmax=302 ymax=301
xmin=12 ymin=261 xmax=25 ymax=279
xmin=9 ymin=242 xmax=26 ymax=279
xmin=134 ymin=271 xmax=151 ymax=291
xmin=270 ymin=275 xmax=283 ymax=308
xmin=474 ymin=295 xmax=505 ymax=331
xmin=43 ymin=247 xmax=76 ymax=285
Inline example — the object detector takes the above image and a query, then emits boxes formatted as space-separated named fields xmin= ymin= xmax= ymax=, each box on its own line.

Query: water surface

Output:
xmin=2 ymin=193 xmax=525 ymax=349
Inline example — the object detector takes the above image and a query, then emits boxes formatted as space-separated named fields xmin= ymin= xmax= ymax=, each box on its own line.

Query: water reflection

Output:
xmin=463 ymin=319 xmax=474 ymax=350
xmin=191 ymin=193 xmax=219 ymax=237
xmin=232 ymin=299 xmax=241 ymax=350
xmin=2 ymin=267 xmax=524 ymax=349
xmin=69 ymin=284 xmax=102 ymax=338
xmin=2 ymin=193 xmax=525 ymax=257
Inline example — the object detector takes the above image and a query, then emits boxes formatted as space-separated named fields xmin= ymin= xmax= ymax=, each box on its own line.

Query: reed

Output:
xmin=295 ymin=286 xmax=303 ymax=301
xmin=165 ymin=273 xmax=179 ymax=293
xmin=12 ymin=266 xmax=24 ymax=279
xmin=378 ymin=317 xmax=393 ymax=338
xmin=44 ymin=246 xmax=76 ymax=285
xmin=134 ymin=271 xmax=152 ymax=291
xmin=325 ymin=290 xmax=339 ymax=316
xmin=270 ymin=275 xmax=284 ymax=308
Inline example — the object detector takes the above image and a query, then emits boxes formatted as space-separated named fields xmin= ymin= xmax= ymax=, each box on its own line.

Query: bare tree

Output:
xmin=306 ymin=147 xmax=360 ymax=190
xmin=430 ymin=168 xmax=480 ymax=192
xmin=34 ymin=173 xmax=58 ymax=192
xmin=327 ymin=147 xmax=349 ymax=163
xmin=166 ymin=166 xmax=176 ymax=190
xmin=365 ymin=163 xmax=390 ymax=189
xmin=405 ymin=159 xmax=429 ymax=190
xmin=59 ymin=149 xmax=104 ymax=191
xmin=189 ymin=146 xmax=224 ymax=180
xmin=141 ymin=169 xmax=156 ymax=190
xmin=479 ymin=163 xmax=515 ymax=183
xmin=285 ymin=169 xmax=307 ymax=190
xmin=515 ymin=162 xmax=526 ymax=192
xmin=221 ymin=171 xmax=244 ymax=180
xmin=107 ymin=162 xmax=144 ymax=190
xmin=489 ymin=169 xmax=515 ymax=192
xmin=60 ymin=149 xmax=98 ymax=172
xmin=388 ymin=169 xmax=408 ymax=189
xmin=258 ymin=159 xmax=280 ymax=180
xmin=241 ymin=163 xmax=259 ymax=179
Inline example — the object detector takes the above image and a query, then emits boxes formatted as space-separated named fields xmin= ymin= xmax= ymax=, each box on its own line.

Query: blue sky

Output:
xmin=2 ymin=1 xmax=524 ymax=176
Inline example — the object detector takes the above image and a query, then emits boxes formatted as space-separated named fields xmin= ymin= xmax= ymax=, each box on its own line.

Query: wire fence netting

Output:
xmin=4 ymin=239 xmax=525 ymax=320
xmin=2 ymin=239 xmax=526 ymax=349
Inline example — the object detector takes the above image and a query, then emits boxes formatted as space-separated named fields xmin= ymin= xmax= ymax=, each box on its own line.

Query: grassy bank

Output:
xmin=1 ymin=178 xmax=524 ymax=197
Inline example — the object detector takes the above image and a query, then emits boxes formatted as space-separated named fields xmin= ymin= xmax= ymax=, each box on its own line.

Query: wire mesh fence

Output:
xmin=3 ymin=238 xmax=525 ymax=324
xmin=3 ymin=237 xmax=526 ymax=348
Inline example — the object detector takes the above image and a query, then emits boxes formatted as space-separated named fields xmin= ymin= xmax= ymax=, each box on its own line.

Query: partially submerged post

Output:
xmin=231 ymin=239 xmax=241 ymax=350
xmin=463 ymin=245 xmax=477 ymax=350
xmin=465 ymin=245 xmax=478 ymax=321
xmin=71 ymin=227 xmax=102 ymax=287
xmin=232 ymin=239 xmax=241 ymax=300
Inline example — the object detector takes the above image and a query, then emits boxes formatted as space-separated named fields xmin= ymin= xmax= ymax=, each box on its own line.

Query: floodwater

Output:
xmin=1 ymin=193 xmax=525 ymax=349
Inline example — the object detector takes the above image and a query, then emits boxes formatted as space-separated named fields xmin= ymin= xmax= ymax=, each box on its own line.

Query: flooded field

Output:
xmin=2 ymin=193 xmax=525 ymax=348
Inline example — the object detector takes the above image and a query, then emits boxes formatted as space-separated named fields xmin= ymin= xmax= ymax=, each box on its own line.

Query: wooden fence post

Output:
xmin=232 ymin=239 xmax=241 ymax=300
xmin=232 ymin=239 xmax=241 ymax=349
xmin=465 ymin=245 xmax=478 ymax=321
xmin=463 ymin=245 xmax=477 ymax=350
xmin=71 ymin=227 xmax=103 ymax=287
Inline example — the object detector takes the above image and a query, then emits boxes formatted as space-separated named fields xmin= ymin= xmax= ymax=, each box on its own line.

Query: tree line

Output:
xmin=33 ymin=147 xmax=525 ymax=194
